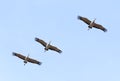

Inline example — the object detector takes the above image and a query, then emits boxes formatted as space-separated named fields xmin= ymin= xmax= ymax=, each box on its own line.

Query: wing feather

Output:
xmin=49 ymin=45 xmax=62 ymax=53
xmin=78 ymin=16 xmax=91 ymax=25
xmin=13 ymin=52 xmax=42 ymax=65
xmin=27 ymin=58 xmax=42 ymax=65
xmin=35 ymin=37 xmax=47 ymax=47
xmin=93 ymin=23 xmax=107 ymax=32
xmin=13 ymin=52 xmax=26 ymax=60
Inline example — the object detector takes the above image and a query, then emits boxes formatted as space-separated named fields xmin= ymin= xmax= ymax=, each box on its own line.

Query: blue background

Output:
xmin=0 ymin=0 xmax=120 ymax=81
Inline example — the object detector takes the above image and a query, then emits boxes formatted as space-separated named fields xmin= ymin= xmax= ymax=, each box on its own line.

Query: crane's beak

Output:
xmin=27 ymin=54 xmax=29 ymax=58
xmin=93 ymin=18 xmax=96 ymax=23
xmin=49 ymin=41 xmax=51 ymax=45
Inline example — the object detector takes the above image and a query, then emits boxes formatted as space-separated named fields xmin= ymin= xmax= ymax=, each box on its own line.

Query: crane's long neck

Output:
xmin=24 ymin=54 xmax=29 ymax=66
xmin=45 ymin=41 xmax=51 ymax=51
xmin=89 ymin=18 xmax=96 ymax=27
xmin=26 ymin=54 xmax=29 ymax=60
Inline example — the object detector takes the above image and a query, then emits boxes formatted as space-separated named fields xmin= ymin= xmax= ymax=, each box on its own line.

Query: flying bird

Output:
xmin=78 ymin=16 xmax=107 ymax=32
xmin=35 ymin=37 xmax=62 ymax=53
xmin=12 ymin=52 xmax=42 ymax=65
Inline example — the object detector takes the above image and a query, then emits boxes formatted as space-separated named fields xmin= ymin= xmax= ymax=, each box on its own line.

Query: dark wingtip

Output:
xmin=35 ymin=37 xmax=39 ymax=41
xmin=12 ymin=52 xmax=17 ymax=56
xmin=103 ymin=28 xmax=107 ymax=32
xmin=38 ymin=62 xmax=42 ymax=65
xmin=58 ymin=50 xmax=62 ymax=54
xmin=77 ymin=16 xmax=82 ymax=20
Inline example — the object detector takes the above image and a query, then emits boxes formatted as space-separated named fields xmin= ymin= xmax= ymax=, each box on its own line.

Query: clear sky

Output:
xmin=0 ymin=0 xmax=120 ymax=81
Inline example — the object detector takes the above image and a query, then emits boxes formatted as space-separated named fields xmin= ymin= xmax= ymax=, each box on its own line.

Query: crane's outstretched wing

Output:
xmin=35 ymin=37 xmax=47 ymax=47
xmin=13 ymin=52 xmax=42 ymax=65
xmin=78 ymin=16 xmax=91 ymax=25
xmin=49 ymin=45 xmax=62 ymax=53
xmin=13 ymin=52 xmax=26 ymax=60
xmin=93 ymin=23 xmax=107 ymax=32
xmin=27 ymin=58 xmax=42 ymax=65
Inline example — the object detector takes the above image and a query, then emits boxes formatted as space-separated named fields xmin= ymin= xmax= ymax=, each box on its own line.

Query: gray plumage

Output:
xmin=78 ymin=16 xmax=107 ymax=32
xmin=35 ymin=38 xmax=62 ymax=53
xmin=13 ymin=52 xmax=42 ymax=65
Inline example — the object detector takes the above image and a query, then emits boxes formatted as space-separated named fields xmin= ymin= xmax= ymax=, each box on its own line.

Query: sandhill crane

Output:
xmin=12 ymin=52 xmax=42 ymax=65
xmin=35 ymin=37 xmax=62 ymax=53
xmin=78 ymin=16 xmax=107 ymax=32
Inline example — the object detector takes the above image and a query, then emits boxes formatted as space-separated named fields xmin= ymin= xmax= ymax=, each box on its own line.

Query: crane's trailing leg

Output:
xmin=44 ymin=49 xmax=47 ymax=52
xmin=88 ymin=26 xmax=92 ymax=30
xmin=88 ymin=27 xmax=91 ymax=30
xmin=24 ymin=54 xmax=29 ymax=66
xmin=24 ymin=61 xmax=27 ymax=66
xmin=88 ymin=18 xmax=96 ymax=31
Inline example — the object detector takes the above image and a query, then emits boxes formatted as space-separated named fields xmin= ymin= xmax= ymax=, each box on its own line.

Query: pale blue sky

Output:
xmin=0 ymin=0 xmax=120 ymax=81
